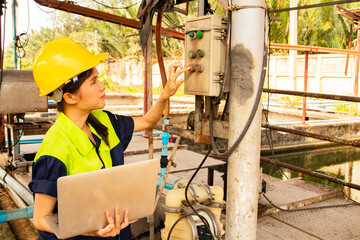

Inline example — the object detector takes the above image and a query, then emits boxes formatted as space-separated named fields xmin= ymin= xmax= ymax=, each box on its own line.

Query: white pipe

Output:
xmin=0 ymin=179 xmax=27 ymax=208
xmin=227 ymin=1 xmax=266 ymax=239
xmin=0 ymin=167 xmax=33 ymax=206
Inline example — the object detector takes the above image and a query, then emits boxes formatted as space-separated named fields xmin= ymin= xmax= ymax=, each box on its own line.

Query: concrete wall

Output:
xmin=106 ymin=54 xmax=358 ymax=97
xmin=268 ymin=54 xmax=357 ymax=96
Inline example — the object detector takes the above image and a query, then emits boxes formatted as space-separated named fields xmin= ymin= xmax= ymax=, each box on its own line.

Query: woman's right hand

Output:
xmin=83 ymin=208 xmax=136 ymax=237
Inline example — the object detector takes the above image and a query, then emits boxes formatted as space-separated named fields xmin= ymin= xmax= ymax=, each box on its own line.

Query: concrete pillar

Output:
xmin=226 ymin=1 xmax=266 ymax=239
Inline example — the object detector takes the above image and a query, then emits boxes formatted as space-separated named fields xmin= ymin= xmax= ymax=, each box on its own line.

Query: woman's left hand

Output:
xmin=83 ymin=208 xmax=137 ymax=237
xmin=160 ymin=63 xmax=190 ymax=100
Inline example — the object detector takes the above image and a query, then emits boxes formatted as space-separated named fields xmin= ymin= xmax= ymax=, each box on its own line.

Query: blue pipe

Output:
xmin=0 ymin=206 xmax=33 ymax=223
xmin=156 ymin=118 xmax=175 ymax=190
xmin=106 ymin=104 xmax=194 ymax=109
xmin=132 ymin=131 xmax=162 ymax=136
xmin=156 ymin=168 xmax=174 ymax=190
xmin=6 ymin=132 xmax=164 ymax=145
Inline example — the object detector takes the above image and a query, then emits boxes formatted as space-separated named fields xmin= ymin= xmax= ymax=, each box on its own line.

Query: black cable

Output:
xmin=167 ymin=149 xmax=215 ymax=240
xmin=209 ymin=11 xmax=268 ymax=157
xmin=263 ymin=13 xmax=288 ymax=179
xmin=184 ymin=148 xmax=215 ymax=239
xmin=221 ymin=92 xmax=230 ymax=120
xmin=92 ymin=0 xmax=139 ymax=10
xmin=35 ymin=2 xmax=57 ymax=14
xmin=0 ymin=118 xmax=25 ymax=151
xmin=336 ymin=179 xmax=360 ymax=204
xmin=15 ymin=33 xmax=29 ymax=59
xmin=213 ymin=15 xmax=231 ymax=106
xmin=164 ymin=13 xmax=184 ymax=31
xmin=166 ymin=214 xmax=194 ymax=240
xmin=269 ymin=0 xmax=360 ymax=14
xmin=24 ymin=0 xmax=30 ymax=34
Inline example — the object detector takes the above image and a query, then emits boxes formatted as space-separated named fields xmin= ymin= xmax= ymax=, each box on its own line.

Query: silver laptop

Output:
xmin=44 ymin=159 xmax=159 ymax=239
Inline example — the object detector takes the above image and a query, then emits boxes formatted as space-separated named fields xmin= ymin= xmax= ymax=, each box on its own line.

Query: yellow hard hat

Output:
xmin=33 ymin=38 xmax=109 ymax=96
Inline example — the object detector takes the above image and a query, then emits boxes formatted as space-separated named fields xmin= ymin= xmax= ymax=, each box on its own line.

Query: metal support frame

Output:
xmin=262 ymin=124 xmax=360 ymax=148
xmin=302 ymin=51 xmax=309 ymax=124
xmin=34 ymin=0 xmax=184 ymax=40
xmin=260 ymin=156 xmax=360 ymax=191
xmin=263 ymin=88 xmax=360 ymax=102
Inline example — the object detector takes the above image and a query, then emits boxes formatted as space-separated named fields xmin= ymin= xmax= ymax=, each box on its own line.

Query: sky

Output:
xmin=2 ymin=0 xmax=53 ymax=49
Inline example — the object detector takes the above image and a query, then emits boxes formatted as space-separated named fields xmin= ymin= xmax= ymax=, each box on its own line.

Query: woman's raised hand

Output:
xmin=160 ymin=63 xmax=190 ymax=100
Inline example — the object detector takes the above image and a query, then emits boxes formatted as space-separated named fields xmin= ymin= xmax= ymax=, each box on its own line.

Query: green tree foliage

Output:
xmin=268 ymin=0 xmax=360 ymax=50
xmin=4 ymin=0 xmax=199 ymax=69
xmin=7 ymin=0 xmax=359 ymax=70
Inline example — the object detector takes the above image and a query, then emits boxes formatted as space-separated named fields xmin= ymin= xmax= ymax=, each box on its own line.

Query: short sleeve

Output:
xmin=28 ymin=155 xmax=67 ymax=197
xmin=104 ymin=110 xmax=134 ymax=151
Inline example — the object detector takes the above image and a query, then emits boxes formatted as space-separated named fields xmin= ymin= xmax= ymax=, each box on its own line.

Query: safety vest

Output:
xmin=34 ymin=110 xmax=122 ymax=175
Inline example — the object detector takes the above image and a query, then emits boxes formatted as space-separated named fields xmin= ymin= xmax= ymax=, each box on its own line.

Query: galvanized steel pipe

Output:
xmin=260 ymin=156 xmax=360 ymax=191
xmin=0 ymin=167 xmax=33 ymax=206
xmin=262 ymin=124 xmax=360 ymax=148
xmin=263 ymin=88 xmax=360 ymax=102
xmin=226 ymin=1 xmax=266 ymax=239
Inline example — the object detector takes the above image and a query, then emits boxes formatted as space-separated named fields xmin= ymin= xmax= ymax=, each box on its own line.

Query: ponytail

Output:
xmin=87 ymin=113 xmax=110 ymax=147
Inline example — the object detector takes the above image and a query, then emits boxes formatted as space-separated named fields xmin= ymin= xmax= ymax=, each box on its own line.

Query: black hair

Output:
xmin=57 ymin=68 xmax=109 ymax=146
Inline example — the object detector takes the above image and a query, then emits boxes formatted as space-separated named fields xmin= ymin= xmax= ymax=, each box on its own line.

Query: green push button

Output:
xmin=189 ymin=32 xmax=196 ymax=39
xmin=188 ymin=50 xmax=196 ymax=59
xmin=196 ymin=49 xmax=205 ymax=58
xmin=196 ymin=31 xmax=203 ymax=39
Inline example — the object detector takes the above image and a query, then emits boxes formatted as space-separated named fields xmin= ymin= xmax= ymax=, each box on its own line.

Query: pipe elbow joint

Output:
xmin=165 ymin=188 xmax=185 ymax=208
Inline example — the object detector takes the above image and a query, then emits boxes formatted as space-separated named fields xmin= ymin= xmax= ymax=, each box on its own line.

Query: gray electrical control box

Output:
xmin=184 ymin=15 xmax=229 ymax=96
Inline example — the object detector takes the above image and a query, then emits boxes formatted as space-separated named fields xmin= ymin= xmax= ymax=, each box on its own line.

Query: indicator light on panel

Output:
xmin=189 ymin=64 xmax=197 ymax=72
xmin=195 ymin=64 xmax=204 ymax=72
xmin=188 ymin=50 xmax=196 ymax=59
xmin=196 ymin=31 xmax=203 ymax=39
xmin=196 ymin=49 xmax=205 ymax=58
xmin=189 ymin=32 xmax=196 ymax=39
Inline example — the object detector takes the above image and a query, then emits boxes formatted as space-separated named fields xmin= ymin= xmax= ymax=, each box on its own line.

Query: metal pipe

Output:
xmin=226 ymin=1 xmax=266 ymax=239
xmin=155 ymin=137 xmax=181 ymax=207
xmin=144 ymin=26 xmax=155 ymax=240
xmin=345 ymin=22 xmax=354 ymax=75
xmin=262 ymin=124 xmax=360 ymax=148
xmin=263 ymin=88 xmax=360 ymax=102
xmin=12 ymin=0 xmax=17 ymax=69
xmin=34 ymin=0 xmax=185 ymax=40
xmin=268 ymin=118 xmax=360 ymax=126
xmin=0 ymin=206 xmax=33 ymax=223
xmin=260 ymin=156 xmax=360 ymax=191
xmin=355 ymin=27 xmax=360 ymax=97
xmin=156 ymin=12 xmax=170 ymax=118
xmin=0 ymin=179 xmax=27 ymax=208
xmin=0 ymin=167 xmax=33 ymax=206
xmin=302 ymin=51 xmax=309 ymax=124
xmin=270 ymin=43 xmax=360 ymax=55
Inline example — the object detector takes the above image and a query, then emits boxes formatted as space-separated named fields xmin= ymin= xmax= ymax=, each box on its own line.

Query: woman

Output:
xmin=28 ymin=38 xmax=189 ymax=240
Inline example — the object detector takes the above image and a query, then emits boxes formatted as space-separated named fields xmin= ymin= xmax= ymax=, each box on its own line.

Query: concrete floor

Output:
xmin=4 ymin=135 xmax=360 ymax=239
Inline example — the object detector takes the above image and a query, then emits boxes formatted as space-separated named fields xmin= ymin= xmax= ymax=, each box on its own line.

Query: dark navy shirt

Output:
xmin=29 ymin=110 xmax=134 ymax=240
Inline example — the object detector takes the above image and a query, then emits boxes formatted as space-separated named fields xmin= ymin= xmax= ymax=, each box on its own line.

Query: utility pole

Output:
xmin=289 ymin=0 xmax=298 ymax=90
xmin=226 ymin=0 xmax=266 ymax=239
